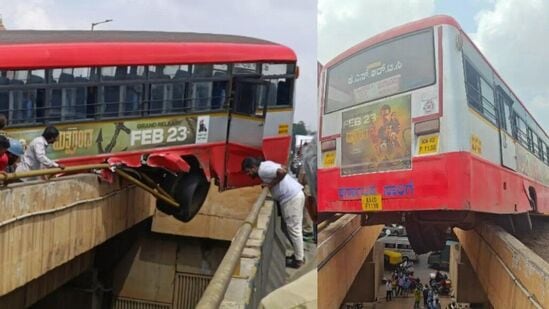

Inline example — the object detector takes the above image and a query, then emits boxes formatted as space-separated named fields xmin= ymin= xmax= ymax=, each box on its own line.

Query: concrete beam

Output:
xmin=317 ymin=215 xmax=382 ymax=309
xmin=455 ymin=223 xmax=548 ymax=308
xmin=0 ymin=175 xmax=154 ymax=297
xmin=151 ymin=184 xmax=262 ymax=240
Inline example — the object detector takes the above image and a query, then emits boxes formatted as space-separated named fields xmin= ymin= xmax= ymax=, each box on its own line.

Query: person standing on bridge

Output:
xmin=16 ymin=125 xmax=65 ymax=180
xmin=242 ymin=157 xmax=305 ymax=268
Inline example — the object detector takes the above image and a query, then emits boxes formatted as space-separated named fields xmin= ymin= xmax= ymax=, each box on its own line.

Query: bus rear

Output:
xmin=318 ymin=16 xmax=468 ymax=252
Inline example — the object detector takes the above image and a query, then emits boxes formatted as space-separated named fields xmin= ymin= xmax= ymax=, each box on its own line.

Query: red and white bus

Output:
xmin=318 ymin=15 xmax=548 ymax=252
xmin=0 ymin=30 xmax=297 ymax=222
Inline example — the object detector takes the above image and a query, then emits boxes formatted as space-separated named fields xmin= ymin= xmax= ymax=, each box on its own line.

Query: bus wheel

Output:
xmin=171 ymin=172 xmax=210 ymax=222
xmin=406 ymin=222 xmax=446 ymax=254
xmin=155 ymin=173 xmax=180 ymax=216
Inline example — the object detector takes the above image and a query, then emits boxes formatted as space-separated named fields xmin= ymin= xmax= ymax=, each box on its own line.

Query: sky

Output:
xmin=0 ymin=0 xmax=317 ymax=131
xmin=318 ymin=0 xmax=549 ymax=132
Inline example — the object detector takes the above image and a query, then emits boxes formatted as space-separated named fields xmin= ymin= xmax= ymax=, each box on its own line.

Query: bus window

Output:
xmin=539 ymin=139 xmax=546 ymax=161
xmin=464 ymin=60 xmax=482 ymax=112
xmin=516 ymin=118 xmax=528 ymax=146
xmin=325 ymin=29 xmax=435 ymax=113
xmin=526 ymin=128 xmax=534 ymax=153
xmin=102 ymin=85 xmax=121 ymax=117
xmin=28 ymin=70 xmax=46 ymax=84
xmin=150 ymin=83 xmax=188 ymax=114
xmin=233 ymin=63 xmax=258 ymax=75
xmin=211 ymin=81 xmax=227 ymax=110
xmin=172 ymin=83 xmax=188 ymax=112
xmin=0 ymin=91 xmax=8 ymax=120
xmin=503 ymin=103 xmax=512 ymax=134
xmin=150 ymin=84 xmax=170 ymax=114
xmin=261 ymin=63 xmax=288 ymax=76
xmin=50 ymin=67 xmax=96 ymax=83
xmin=233 ymin=82 xmax=255 ymax=115
xmin=193 ymin=65 xmax=214 ymax=78
xmin=264 ymin=78 xmax=293 ymax=107
xmin=101 ymin=66 xmax=145 ymax=81
xmin=49 ymin=87 xmax=88 ymax=121
xmin=4 ymin=89 xmax=38 ymax=124
xmin=123 ymin=85 xmax=143 ymax=116
xmin=149 ymin=65 xmax=190 ymax=80
xmin=192 ymin=82 xmax=213 ymax=111
xmin=480 ymin=79 xmax=495 ymax=123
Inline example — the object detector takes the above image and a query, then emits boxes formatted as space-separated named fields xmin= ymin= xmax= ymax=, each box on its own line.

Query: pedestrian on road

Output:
xmin=385 ymin=279 xmax=392 ymax=301
xmin=391 ymin=277 xmax=397 ymax=297
xmin=242 ymin=157 xmax=305 ymax=268
xmin=423 ymin=286 xmax=430 ymax=307
xmin=413 ymin=287 xmax=422 ymax=308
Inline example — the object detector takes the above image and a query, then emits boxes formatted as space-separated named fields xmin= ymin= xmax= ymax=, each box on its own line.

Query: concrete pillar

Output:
xmin=450 ymin=243 xmax=489 ymax=305
xmin=343 ymin=242 xmax=384 ymax=303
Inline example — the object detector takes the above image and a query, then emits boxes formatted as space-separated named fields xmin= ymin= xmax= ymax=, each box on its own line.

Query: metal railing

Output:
xmin=195 ymin=187 xmax=269 ymax=309
xmin=0 ymin=163 xmax=179 ymax=208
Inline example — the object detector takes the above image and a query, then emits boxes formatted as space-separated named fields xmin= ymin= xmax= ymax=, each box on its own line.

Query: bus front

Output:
xmin=318 ymin=17 xmax=465 ymax=253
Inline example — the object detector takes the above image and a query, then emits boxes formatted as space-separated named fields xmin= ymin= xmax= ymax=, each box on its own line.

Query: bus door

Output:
xmin=224 ymin=78 xmax=269 ymax=189
xmin=495 ymin=86 xmax=517 ymax=170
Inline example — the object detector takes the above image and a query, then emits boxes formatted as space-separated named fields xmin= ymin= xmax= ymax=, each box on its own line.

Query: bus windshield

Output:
xmin=325 ymin=28 xmax=435 ymax=114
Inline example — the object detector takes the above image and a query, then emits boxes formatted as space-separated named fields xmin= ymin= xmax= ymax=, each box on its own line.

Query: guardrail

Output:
xmin=196 ymin=187 xmax=269 ymax=309
xmin=0 ymin=163 xmax=179 ymax=207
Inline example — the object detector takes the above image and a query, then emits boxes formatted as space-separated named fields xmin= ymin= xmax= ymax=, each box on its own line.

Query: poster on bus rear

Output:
xmin=341 ymin=94 xmax=412 ymax=176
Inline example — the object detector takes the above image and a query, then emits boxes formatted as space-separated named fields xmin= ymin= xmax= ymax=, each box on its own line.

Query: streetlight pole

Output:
xmin=91 ymin=19 xmax=113 ymax=31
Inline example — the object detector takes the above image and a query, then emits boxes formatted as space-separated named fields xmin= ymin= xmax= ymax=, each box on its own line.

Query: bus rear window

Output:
xmin=325 ymin=28 xmax=435 ymax=113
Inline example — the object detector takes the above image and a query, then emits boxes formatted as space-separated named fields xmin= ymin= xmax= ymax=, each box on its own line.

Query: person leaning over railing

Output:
xmin=241 ymin=156 xmax=306 ymax=269
xmin=16 ymin=125 xmax=65 ymax=181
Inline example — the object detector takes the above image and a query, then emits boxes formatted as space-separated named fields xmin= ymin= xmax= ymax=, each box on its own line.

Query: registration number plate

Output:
xmin=323 ymin=151 xmax=336 ymax=167
xmin=418 ymin=134 xmax=439 ymax=155
xmin=361 ymin=194 xmax=382 ymax=211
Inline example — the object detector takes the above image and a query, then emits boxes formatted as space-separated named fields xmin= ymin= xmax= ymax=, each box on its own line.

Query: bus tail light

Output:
xmin=414 ymin=119 xmax=440 ymax=135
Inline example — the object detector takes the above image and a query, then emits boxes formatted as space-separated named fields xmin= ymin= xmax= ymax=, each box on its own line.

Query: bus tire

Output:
xmin=171 ymin=172 xmax=210 ymax=222
xmin=155 ymin=173 xmax=180 ymax=216
xmin=406 ymin=222 xmax=446 ymax=254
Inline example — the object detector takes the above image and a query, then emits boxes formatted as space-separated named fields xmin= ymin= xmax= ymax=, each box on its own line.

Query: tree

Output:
xmin=293 ymin=121 xmax=308 ymax=136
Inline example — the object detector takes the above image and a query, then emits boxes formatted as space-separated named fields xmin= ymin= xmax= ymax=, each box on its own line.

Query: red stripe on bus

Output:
xmin=0 ymin=42 xmax=296 ymax=69
xmin=317 ymin=151 xmax=548 ymax=215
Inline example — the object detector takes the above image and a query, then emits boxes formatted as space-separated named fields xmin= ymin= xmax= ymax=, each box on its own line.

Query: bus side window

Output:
xmin=211 ymin=80 xmax=227 ymax=110
xmin=192 ymin=82 xmax=213 ymax=111
xmin=464 ymin=60 xmax=482 ymax=112
xmin=276 ymin=79 xmax=291 ymax=106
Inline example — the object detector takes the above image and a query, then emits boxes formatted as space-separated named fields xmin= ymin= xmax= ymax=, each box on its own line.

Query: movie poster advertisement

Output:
xmin=341 ymin=95 xmax=412 ymax=176
xmin=6 ymin=115 xmax=199 ymax=160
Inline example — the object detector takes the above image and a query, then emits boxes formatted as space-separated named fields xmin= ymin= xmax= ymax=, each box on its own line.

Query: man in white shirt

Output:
xmin=242 ymin=157 xmax=305 ymax=268
xmin=17 ymin=125 xmax=64 ymax=181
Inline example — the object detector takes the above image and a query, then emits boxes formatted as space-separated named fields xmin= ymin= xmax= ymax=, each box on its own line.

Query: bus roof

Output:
xmin=324 ymin=15 xmax=461 ymax=68
xmin=0 ymin=30 xmax=296 ymax=69
xmin=324 ymin=15 xmax=548 ymax=137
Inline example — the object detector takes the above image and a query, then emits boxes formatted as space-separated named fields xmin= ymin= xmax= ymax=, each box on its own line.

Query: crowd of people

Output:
xmin=0 ymin=114 xmax=64 ymax=181
xmin=384 ymin=264 xmax=445 ymax=309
